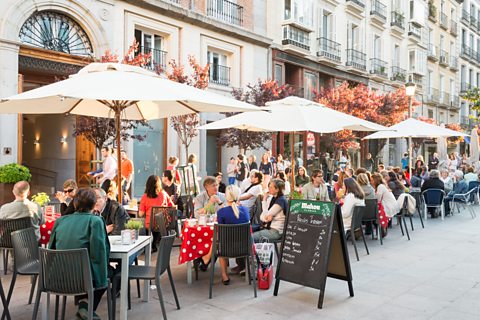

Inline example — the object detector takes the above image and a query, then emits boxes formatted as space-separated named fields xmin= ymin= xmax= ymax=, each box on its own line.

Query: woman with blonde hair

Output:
xmin=259 ymin=152 xmax=273 ymax=189
xmin=196 ymin=185 xmax=249 ymax=284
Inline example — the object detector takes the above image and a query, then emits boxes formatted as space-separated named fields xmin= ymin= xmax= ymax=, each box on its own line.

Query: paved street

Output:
xmin=3 ymin=209 xmax=480 ymax=320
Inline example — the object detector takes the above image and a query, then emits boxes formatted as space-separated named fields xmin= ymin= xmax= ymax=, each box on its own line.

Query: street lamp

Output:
xmin=405 ymin=81 xmax=416 ymax=179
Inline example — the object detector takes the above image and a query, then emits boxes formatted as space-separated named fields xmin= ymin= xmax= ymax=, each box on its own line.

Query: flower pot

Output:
xmin=0 ymin=183 xmax=15 ymax=206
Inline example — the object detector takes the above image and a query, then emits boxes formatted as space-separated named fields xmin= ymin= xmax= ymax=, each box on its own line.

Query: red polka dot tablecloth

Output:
xmin=178 ymin=223 xmax=214 ymax=264
xmin=40 ymin=214 xmax=61 ymax=245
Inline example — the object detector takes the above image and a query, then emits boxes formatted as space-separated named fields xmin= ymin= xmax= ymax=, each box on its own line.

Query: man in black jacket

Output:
xmin=55 ymin=179 xmax=78 ymax=215
xmin=421 ymin=170 xmax=445 ymax=218
xmin=94 ymin=188 xmax=129 ymax=235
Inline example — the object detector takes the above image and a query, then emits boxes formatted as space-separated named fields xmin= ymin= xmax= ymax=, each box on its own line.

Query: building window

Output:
xmin=274 ymin=64 xmax=284 ymax=85
xmin=428 ymin=109 xmax=434 ymax=118
xmin=304 ymin=71 xmax=317 ymax=100
xmin=207 ymin=50 xmax=230 ymax=86
xmin=134 ymin=29 xmax=166 ymax=70
xmin=19 ymin=11 xmax=93 ymax=56
xmin=284 ymin=0 xmax=314 ymax=27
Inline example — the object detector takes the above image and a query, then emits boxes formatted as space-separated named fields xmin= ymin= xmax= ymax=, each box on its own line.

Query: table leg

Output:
xmin=41 ymin=292 xmax=49 ymax=320
xmin=119 ymin=256 xmax=128 ymax=320
xmin=143 ymin=239 xmax=151 ymax=302
xmin=187 ymin=261 xmax=193 ymax=285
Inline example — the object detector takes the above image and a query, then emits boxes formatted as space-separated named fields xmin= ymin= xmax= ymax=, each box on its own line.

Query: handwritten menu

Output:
xmin=278 ymin=199 xmax=334 ymax=289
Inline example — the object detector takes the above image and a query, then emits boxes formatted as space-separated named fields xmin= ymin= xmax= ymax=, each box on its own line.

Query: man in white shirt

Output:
xmin=91 ymin=146 xmax=117 ymax=188
xmin=239 ymin=170 xmax=263 ymax=211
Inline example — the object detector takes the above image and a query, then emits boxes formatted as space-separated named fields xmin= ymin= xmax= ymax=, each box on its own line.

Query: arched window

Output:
xmin=19 ymin=11 xmax=93 ymax=57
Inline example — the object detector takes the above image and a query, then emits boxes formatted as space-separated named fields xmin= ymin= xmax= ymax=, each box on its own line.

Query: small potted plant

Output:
xmin=125 ymin=219 xmax=143 ymax=241
xmin=290 ymin=189 xmax=303 ymax=200
xmin=31 ymin=192 xmax=50 ymax=208
xmin=0 ymin=163 xmax=32 ymax=205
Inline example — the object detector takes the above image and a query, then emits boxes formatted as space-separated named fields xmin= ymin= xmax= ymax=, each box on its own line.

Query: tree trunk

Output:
xmin=185 ymin=144 xmax=189 ymax=165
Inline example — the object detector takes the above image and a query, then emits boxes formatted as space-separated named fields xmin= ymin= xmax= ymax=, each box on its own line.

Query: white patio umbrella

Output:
xmin=0 ymin=62 xmax=263 ymax=202
xmin=470 ymin=128 xmax=479 ymax=166
xmin=199 ymin=96 xmax=389 ymax=188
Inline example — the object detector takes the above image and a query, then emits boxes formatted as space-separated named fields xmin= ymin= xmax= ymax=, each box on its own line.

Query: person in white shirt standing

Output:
xmin=91 ymin=146 xmax=117 ymax=189
xmin=226 ymin=157 xmax=237 ymax=185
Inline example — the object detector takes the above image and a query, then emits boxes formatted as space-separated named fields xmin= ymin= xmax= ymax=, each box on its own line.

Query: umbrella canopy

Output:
xmin=470 ymin=128 xmax=479 ymax=164
xmin=199 ymin=96 xmax=388 ymax=133
xmin=0 ymin=62 xmax=263 ymax=202
xmin=363 ymin=118 xmax=468 ymax=139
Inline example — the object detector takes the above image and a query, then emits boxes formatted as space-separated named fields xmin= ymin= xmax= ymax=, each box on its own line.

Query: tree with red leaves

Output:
xmin=166 ymin=56 xmax=210 ymax=162
xmin=73 ymin=40 xmax=153 ymax=150
xmin=217 ymin=80 xmax=294 ymax=151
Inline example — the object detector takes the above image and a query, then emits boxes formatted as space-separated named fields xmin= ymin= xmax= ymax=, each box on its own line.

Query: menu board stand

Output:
xmin=273 ymin=200 xmax=353 ymax=309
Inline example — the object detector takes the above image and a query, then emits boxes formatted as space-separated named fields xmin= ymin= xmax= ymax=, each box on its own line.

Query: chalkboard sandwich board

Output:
xmin=273 ymin=199 xmax=354 ymax=309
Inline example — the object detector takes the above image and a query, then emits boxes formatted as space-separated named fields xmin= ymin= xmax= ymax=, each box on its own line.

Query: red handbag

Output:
xmin=256 ymin=251 xmax=274 ymax=290
xmin=377 ymin=200 xmax=389 ymax=228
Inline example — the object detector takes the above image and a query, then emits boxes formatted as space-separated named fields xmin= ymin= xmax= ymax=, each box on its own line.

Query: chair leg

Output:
xmin=408 ymin=213 xmax=414 ymax=231
xmin=5 ymin=271 xmax=17 ymax=309
xmin=398 ymin=216 xmax=405 ymax=236
xmin=0 ymin=277 xmax=11 ymax=320
xmin=249 ymin=255 xmax=257 ymax=298
xmin=360 ymin=229 xmax=369 ymax=255
xmin=28 ymin=275 xmax=38 ymax=305
xmin=402 ymin=216 xmax=410 ymax=240
xmin=106 ymin=281 xmax=112 ymax=320
xmin=111 ymin=277 xmax=118 ymax=320
xmin=31 ymin=284 xmax=42 ymax=320
xmin=87 ymin=292 xmax=94 ymax=320
xmin=351 ymin=231 xmax=359 ymax=261
xmin=127 ymin=281 xmax=131 ymax=310
xmin=167 ymin=267 xmax=180 ymax=310
xmin=418 ymin=207 xmax=425 ymax=229
xmin=134 ymin=258 xmax=141 ymax=298
xmin=209 ymin=253 xmax=216 ymax=299
xmin=3 ymin=250 xmax=8 ymax=276
xmin=155 ymin=278 xmax=168 ymax=320
xmin=61 ymin=296 xmax=67 ymax=320
xmin=54 ymin=295 xmax=59 ymax=320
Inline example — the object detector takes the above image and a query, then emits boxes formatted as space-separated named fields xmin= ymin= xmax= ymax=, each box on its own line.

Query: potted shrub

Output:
xmin=31 ymin=192 xmax=50 ymax=208
xmin=0 ymin=163 xmax=32 ymax=205
xmin=125 ymin=219 xmax=143 ymax=241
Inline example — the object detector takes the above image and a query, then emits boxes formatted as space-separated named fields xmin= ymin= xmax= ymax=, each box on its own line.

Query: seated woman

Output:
xmin=139 ymin=175 xmax=175 ymax=252
xmin=357 ymin=173 xmax=376 ymax=200
xmin=371 ymin=173 xmax=398 ymax=235
xmin=275 ymin=171 xmax=291 ymax=195
xmin=387 ymin=171 xmax=405 ymax=199
xmin=253 ymin=179 xmax=287 ymax=242
xmin=196 ymin=185 xmax=250 ymax=284
xmin=49 ymin=188 xmax=109 ymax=319
xmin=341 ymin=178 xmax=365 ymax=231
xmin=295 ymin=166 xmax=310 ymax=187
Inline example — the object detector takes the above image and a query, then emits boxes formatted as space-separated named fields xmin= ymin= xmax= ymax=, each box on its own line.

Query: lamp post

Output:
xmin=405 ymin=81 xmax=416 ymax=179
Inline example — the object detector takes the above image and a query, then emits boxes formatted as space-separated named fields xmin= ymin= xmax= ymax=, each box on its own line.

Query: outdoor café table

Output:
xmin=109 ymin=235 xmax=152 ymax=320
xmin=40 ymin=213 xmax=61 ymax=246
xmin=122 ymin=204 xmax=139 ymax=217
xmin=179 ymin=223 xmax=214 ymax=284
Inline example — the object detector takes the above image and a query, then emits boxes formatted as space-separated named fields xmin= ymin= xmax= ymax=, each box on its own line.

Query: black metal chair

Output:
xmin=394 ymin=197 xmax=411 ymax=241
xmin=0 ymin=217 xmax=33 ymax=275
xmin=0 ymin=273 xmax=10 ymax=320
xmin=362 ymin=199 xmax=383 ymax=245
xmin=32 ymin=248 xmax=112 ymax=320
xmin=1 ymin=228 xmax=39 ymax=320
xmin=347 ymin=206 xmax=369 ymax=261
xmin=408 ymin=191 xmax=425 ymax=229
xmin=422 ymin=189 xmax=446 ymax=220
xmin=151 ymin=206 xmax=181 ymax=247
xmin=112 ymin=233 xmax=180 ymax=320
xmin=209 ymin=223 xmax=257 ymax=299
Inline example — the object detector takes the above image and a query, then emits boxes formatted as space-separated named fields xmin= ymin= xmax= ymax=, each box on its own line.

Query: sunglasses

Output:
xmin=63 ymin=188 xmax=74 ymax=193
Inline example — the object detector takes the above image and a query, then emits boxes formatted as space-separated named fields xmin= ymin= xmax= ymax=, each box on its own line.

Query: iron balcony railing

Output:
xmin=427 ymin=43 xmax=438 ymax=60
xmin=282 ymin=25 xmax=310 ymax=50
xmin=391 ymin=11 xmax=405 ymax=29
xmin=450 ymin=95 xmax=460 ymax=107
xmin=206 ymin=0 xmax=244 ymax=26
xmin=450 ymin=20 xmax=458 ymax=35
xmin=460 ymin=82 xmax=471 ymax=93
xmin=471 ymin=15 xmax=478 ymax=29
xmin=462 ymin=9 xmax=470 ymax=23
xmin=439 ymin=91 xmax=450 ymax=105
xmin=439 ymin=50 xmax=449 ymax=66
xmin=370 ymin=0 xmax=387 ymax=20
xmin=408 ymin=23 xmax=421 ymax=39
xmin=450 ymin=56 xmax=458 ymax=70
xmin=461 ymin=44 xmax=472 ymax=58
xmin=472 ymin=50 xmax=479 ymax=63
xmin=391 ymin=66 xmax=406 ymax=82
xmin=346 ymin=49 xmax=366 ymax=70
xmin=411 ymin=74 xmax=423 ymax=87
xmin=370 ymin=58 xmax=388 ymax=77
xmin=440 ymin=12 xmax=448 ymax=29
xmin=138 ymin=46 xmax=167 ymax=70
xmin=346 ymin=0 xmax=365 ymax=8
xmin=209 ymin=63 xmax=230 ymax=86
xmin=426 ymin=88 xmax=440 ymax=103
xmin=317 ymin=37 xmax=341 ymax=62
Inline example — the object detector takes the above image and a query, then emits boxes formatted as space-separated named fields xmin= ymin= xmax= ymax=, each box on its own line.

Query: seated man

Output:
xmin=464 ymin=166 xmax=478 ymax=185
xmin=94 ymin=188 xmax=129 ymax=235
xmin=0 ymin=181 xmax=44 ymax=240
xmin=302 ymin=169 xmax=329 ymax=201
xmin=55 ymin=179 xmax=78 ymax=216
xmin=239 ymin=170 xmax=263 ymax=212
xmin=421 ymin=170 xmax=444 ymax=218
xmin=444 ymin=170 xmax=468 ymax=215
xmin=193 ymin=176 xmax=225 ymax=218
xmin=49 ymin=188 xmax=110 ymax=320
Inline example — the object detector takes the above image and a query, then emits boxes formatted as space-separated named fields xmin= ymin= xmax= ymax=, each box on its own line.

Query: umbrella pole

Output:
xmin=408 ymin=136 xmax=412 ymax=180
xmin=290 ymin=131 xmax=295 ymax=193
xmin=115 ymin=104 xmax=123 ymax=204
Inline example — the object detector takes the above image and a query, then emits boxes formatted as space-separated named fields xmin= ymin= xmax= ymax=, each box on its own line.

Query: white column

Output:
xmin=0 ymin=39 xmax=20 ymax=165
xmin=383 ymin=138 xmax=390 ymax=166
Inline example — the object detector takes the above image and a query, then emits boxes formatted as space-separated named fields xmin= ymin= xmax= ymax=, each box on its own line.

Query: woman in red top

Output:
xmin=166 ymin=156 xmax=181 ymax=185
xmin=139 ymin=175 xmax=175 ymax=252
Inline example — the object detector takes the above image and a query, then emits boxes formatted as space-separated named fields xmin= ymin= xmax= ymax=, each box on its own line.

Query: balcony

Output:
xmin=425 ymin=88 xmax=440 ymax=104
xmin=440 ymin=12 xmax=448 ymax=30
xmin=346 ymin=0 xmax=365 ymax=14
xmin=317 ymin=37 xmax=341 ymax=64
xmin=460 ymin=82 xmax=471 ymax=94
xmin=209 ymin=63 xmax=230 ymax=86
xmin=390 ymin=11 xmax=405 ymax=35
xmin=282 ymin=25 xmax=310 ymax=53
xmin=439 ymin=50 xmax=449 ymax=66
xmin=138 ymin=46 xmax=167 ymax=71
xmin=427 ymin=44 xmax=439 ymax=61
xmin=428 ymin=3 xmax=437 ymax=22
xmin=408 ymin=23 xmax=422 ymax=41
xmin=370 ymin=0 xmax=387 ymax=25
xmin=450 ymin=95 xmax=460 ymax=108
xmin=346 ymin=49 xmax=367 ymax=71
xmin=450 ymin=56 xmax=459 ymax=71
xmin=206 ymin=0 xmax=243 ymax=26
xmin=462 ymin=10 xmax=470 ymax=24
xmin=390 ymin=66 xmax=407 ymax=82
xmin=439 ymin=92 xmax=450 ymax=106
xmin=411 ymin=73 xmax=423 ymax=88
xmin=369 ymin=58 xmax=388 ymax=79
xmin=471 ymin=15 xmax=478 ymax=30
xmin=461 ymin=44 xmax=472 ymax=59
xmin=450 ymin=20 xmax=458 ymax=36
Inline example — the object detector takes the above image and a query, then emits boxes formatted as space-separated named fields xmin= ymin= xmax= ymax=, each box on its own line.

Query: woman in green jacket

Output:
xmin=49 ymin=188 xmax=110 ymax=319
xmin=295 ymin=166 xmax=310 ymax=187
